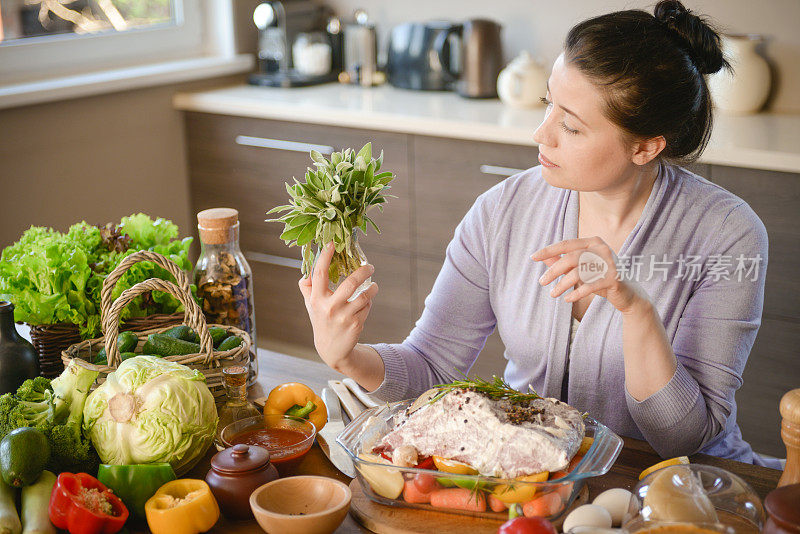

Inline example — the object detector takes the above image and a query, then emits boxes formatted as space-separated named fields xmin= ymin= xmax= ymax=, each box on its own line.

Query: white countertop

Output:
xmin=173 ymin=83 xmax=800 ymax=174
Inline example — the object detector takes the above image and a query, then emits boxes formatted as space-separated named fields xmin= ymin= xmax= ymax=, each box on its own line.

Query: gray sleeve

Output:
xmin=626 ymin=202 xmax=769 ymax=457
xmin=365 ymin=185 xmax=502 ymax=402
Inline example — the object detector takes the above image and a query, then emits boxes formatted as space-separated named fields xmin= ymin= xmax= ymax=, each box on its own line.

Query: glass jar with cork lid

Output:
xmin=195 ymin=208 xmax=258 ymax=385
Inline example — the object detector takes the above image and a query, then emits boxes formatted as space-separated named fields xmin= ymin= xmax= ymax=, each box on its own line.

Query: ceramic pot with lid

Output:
xmin=206 ymin=444 xmax=279 ymax=520
xmin=497 ymin=51 xmax=548 ymax=108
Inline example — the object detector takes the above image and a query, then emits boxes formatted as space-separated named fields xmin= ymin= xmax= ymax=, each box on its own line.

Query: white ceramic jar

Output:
xmin=708 ymin=34 xmax=771 ymax=114
xmin=497 ymin=51 xmax=548 ymax=109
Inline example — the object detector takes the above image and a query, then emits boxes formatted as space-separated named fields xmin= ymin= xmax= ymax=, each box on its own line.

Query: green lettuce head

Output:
xmin=82 ymin=356 xmax=218 ymax=475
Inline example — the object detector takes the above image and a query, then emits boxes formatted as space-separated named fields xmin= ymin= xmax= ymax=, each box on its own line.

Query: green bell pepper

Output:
xmin=97 ymin=463 xmax=176 ymax=519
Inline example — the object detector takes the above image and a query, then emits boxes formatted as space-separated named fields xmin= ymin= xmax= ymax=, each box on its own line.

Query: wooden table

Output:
xmin=184 ymin=349 xmax=783 ymax=533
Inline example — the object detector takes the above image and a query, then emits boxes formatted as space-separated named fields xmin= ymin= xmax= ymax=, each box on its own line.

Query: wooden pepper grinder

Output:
xmin=778 ymin=388 xmax=800 ymax=487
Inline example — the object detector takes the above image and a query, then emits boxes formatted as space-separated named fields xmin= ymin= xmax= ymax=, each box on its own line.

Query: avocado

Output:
xmin=0 ymin=427 xmax=50 ymax=487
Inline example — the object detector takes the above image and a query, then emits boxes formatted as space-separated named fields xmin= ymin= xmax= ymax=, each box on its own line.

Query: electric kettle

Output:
xmin=436 ymin=18 xmax=504 ymax=98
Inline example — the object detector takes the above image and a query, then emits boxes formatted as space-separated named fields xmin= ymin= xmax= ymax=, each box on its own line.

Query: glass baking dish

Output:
xmin=337 ymin=399 xmax=624 ymax=520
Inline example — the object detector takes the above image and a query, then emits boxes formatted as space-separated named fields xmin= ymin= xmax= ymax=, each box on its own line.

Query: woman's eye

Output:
xmin=560 ymin=121 xmax=579 ymax=135
xmin=539 ymin=96 xmax=550 ymax=106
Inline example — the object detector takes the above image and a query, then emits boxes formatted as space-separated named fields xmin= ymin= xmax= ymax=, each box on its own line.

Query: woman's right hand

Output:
xmin=298 ymin=241 xmax=379 ymax=372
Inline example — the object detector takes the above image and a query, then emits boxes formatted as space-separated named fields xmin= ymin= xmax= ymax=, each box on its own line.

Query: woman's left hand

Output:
xmin=531 ymin=236 xmax=650 ymax=315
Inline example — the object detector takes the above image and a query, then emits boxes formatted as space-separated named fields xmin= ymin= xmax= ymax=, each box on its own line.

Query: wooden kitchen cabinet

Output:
xmin=413 ymin=135 xmax=538 ymax=260
xmin=709 ymin=164 xmax=800 ymax=457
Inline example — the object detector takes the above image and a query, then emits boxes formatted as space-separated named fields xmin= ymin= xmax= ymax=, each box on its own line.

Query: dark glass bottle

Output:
xmin=0 ymin=301 xmax=40 ymax=394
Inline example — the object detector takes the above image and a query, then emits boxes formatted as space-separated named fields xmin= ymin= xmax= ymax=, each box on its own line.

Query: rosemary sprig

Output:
xmin=430 ymin=375 xmax=542 ymax=404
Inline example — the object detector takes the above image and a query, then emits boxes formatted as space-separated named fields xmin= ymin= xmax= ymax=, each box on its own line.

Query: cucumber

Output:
xmin=164 ymin=325 xmax=199 ymax=344
xmin=20 ymin=470 xmax=55 ymax=534
xmin=95 ymin=331 xmax=138 ymax=364
xmin=208 ymin=327 xmax=228 ymax=347
xmin=0 ymin=477 xmax=21 ymax=534
xmin=217 ymin=335 xmax=242 ymax=351
xmin=143 ymin=333 xmax=201 ymax=357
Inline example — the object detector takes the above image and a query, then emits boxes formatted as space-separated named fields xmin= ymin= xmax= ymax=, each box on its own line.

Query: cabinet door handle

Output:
xmin=244 ymin=251 xmax=302 ymax=270
xmin=479 ymin=164 xmax=524 ymax=177
xmin=235 ymin=135 xmax=335 ymax=155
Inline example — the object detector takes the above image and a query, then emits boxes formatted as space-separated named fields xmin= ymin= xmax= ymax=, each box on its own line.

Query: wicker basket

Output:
xmin=61 ymin=251 xmax=251 ymax=399
xmin=29 ymin=314 xmax=183 ymax=378
xmin=28 ymin=251 xmax=190 ymax=378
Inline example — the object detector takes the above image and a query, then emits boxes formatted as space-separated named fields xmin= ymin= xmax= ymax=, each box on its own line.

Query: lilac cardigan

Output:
xmin=366 ymin=163 xmax=772 ymax=464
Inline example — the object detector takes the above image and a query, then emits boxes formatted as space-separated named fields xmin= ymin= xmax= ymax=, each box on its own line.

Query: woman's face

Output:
xmin=533 ymin=54 xmax=638 ymax=192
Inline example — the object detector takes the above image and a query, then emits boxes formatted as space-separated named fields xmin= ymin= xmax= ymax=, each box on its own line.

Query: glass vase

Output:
xmin=314 ymin=230 xmax=371 ymax=302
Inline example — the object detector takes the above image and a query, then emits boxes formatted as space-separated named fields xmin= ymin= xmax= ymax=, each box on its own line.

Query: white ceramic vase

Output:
xmin=708 ymin=34 xmax=771 ymax=115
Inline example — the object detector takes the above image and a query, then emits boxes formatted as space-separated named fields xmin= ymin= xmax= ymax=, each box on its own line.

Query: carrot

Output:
xmin=567 ymin=454 xmax=584 ymax=472
xmin=556 ymin=481 xmax=574 ymax=500
xmin=429 ymin=488 xmax=487 ymax=512
xmin=413 ymin=473 xmax=438 ymax=494
xmin=403 ymin=479 xmax=432 ymax=504
xmin=488 ymin=493 xmax=508 ymax=512
xmin=549 ymin=470 xmax=573 ymax=499
xmin=523 ymin=492 xmax=563 ymax=518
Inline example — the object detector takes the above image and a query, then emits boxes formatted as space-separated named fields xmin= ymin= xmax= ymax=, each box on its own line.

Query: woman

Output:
xmin=299 ymin=1 xmax=773 ymax=465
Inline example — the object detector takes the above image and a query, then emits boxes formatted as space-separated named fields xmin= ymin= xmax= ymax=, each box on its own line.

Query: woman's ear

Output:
xmin=631 ymin=135 xmax=666 ymax=165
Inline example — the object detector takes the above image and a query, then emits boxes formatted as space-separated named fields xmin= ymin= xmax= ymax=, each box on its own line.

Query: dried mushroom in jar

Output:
xmin=197 ymin=251 xmax=252 ymax=331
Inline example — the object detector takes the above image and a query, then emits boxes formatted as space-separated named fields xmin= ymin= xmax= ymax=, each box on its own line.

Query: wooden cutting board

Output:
xmin=349 ymin=479 xmax=589 ymax=534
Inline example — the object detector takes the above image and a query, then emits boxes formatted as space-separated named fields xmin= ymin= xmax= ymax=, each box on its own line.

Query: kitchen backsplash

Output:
xmin=301 ymin=0 xmax=799 ymax=113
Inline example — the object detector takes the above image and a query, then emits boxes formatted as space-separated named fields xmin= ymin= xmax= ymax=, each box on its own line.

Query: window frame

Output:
xmin=0 ymin=0 xmax=232 ymax=85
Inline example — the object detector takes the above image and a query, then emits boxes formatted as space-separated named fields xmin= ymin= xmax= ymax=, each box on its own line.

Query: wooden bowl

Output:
xmin=249 ymin=475 xmax=352 ymax=534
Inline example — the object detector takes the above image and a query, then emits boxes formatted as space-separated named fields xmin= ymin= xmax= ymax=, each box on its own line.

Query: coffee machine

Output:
xmin=248 ymin=0 xmax=340 ymax=87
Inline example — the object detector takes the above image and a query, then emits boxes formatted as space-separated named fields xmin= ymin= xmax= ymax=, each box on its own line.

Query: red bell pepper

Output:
xmin=414 ymin=456 xmax=435 ymax=470
xmin=49 ymin=472 xmax=129 ymax=534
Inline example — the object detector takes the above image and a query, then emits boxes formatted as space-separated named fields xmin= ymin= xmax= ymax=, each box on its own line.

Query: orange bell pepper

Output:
xmin=264 ymin=382 xmax=327 ymax=431
xmin=144 ymin=479 xmax=219 ymax=534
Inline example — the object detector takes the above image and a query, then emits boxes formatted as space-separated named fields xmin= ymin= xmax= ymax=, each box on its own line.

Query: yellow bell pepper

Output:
xmin=432 ymin=455 xmax=479 ymax=475
xmin=264 ymin=382 xmax=327 ymax=431
xmin=145 ymin=479 xmax=220 ymax=534
xmin=492 ymin=472 xmax=550 ymax=504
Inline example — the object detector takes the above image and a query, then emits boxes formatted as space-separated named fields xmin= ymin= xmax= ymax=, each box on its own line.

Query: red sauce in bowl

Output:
xmin=231 ymin=427 xmax=312 ymax=463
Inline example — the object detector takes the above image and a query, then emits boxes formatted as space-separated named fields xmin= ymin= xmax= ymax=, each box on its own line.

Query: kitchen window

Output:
xmin=0 ymin=0 xmax=250 ymax=109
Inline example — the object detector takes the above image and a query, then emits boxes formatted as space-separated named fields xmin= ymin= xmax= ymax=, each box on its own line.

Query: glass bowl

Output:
xmin=336 ymin=399 xmax=623 ymax=520
xmin=623 ymin=464 xmax=765 ymax=534
xmin=221 ymin=414 xmax=316 ymax=470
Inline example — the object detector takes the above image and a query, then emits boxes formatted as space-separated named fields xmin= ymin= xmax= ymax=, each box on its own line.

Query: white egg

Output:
xmin=592 ymin=488 xmax=633 ymax=526
xmin=563 ymin=504 xmax=613 ymax=532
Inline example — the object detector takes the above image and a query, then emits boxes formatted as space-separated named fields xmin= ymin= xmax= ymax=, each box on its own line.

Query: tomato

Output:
xmin=412 ymin=473 xmax=438 ymax=494
xmin=498 ymin=516 xmax=557 ymax=534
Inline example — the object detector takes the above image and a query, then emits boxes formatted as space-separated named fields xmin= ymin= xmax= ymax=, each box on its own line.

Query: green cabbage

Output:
xmin=82 ymin=356 xmax=218 ymax=475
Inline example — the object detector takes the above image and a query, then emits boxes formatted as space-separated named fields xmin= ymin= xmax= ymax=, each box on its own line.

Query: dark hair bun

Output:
xmin=654 ymin=0 xmax=728 ymax=74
